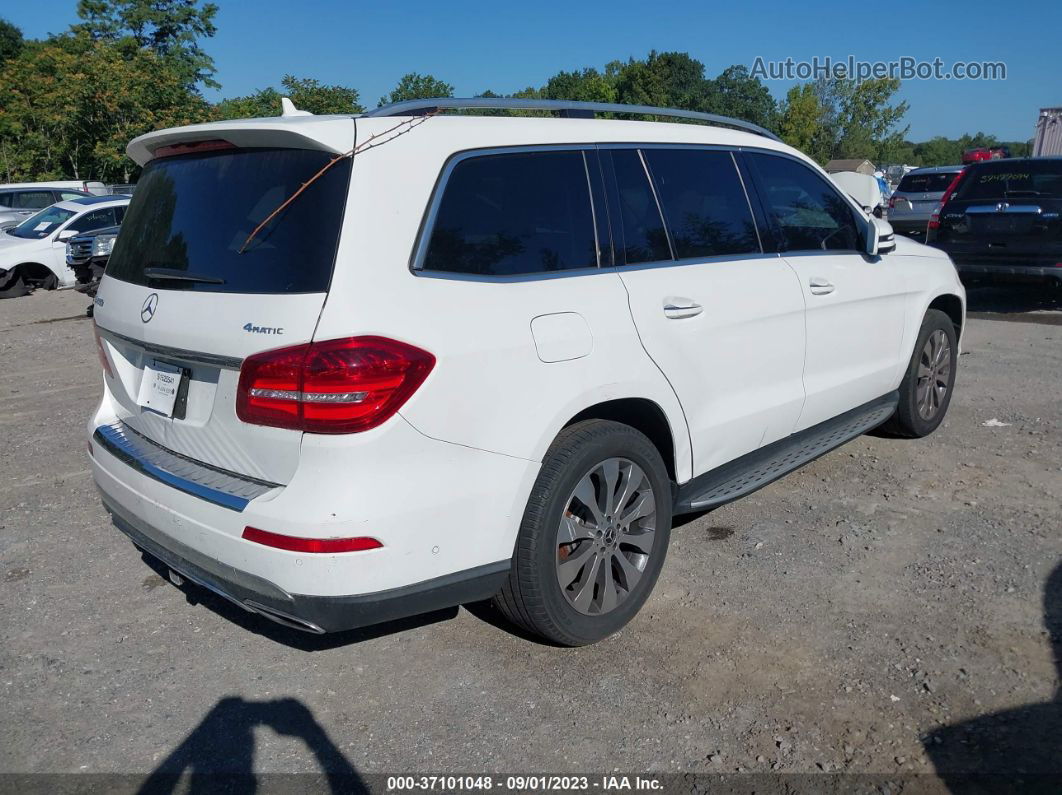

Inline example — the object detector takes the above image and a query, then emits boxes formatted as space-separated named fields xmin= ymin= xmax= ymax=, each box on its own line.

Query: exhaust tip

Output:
xmin=244 ymin=600 xmax=326 ymax=634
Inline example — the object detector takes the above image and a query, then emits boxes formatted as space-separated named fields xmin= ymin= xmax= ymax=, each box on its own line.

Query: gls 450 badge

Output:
xmin=243 ymin=323 xmax=284 ymax=335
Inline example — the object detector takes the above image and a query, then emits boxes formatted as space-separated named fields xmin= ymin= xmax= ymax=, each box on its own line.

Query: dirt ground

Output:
xmin=1 ymin=286 xmax=1060 ymax=791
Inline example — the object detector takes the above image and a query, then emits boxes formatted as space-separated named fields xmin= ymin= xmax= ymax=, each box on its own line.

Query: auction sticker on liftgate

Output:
xmin=137 ymin=360 xmax=182 ymax=417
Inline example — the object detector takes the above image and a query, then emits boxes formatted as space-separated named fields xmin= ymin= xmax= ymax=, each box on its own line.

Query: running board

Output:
xmin=673 ymin=392 xmax=898 ymax=514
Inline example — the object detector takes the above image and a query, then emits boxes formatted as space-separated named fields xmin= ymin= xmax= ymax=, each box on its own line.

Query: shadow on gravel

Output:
xmin=140 ymin=551 xmax=459 ymax=652
xmin=139 ymin=697 xmax=366 ymax=794
xmin=965 ymin=284 xmax=1062 ymax=325
xmin=923 ymin=561 xmax=1062 ymax=792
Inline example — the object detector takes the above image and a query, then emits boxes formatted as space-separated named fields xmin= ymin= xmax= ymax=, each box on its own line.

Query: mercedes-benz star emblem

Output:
xmin=141 ymin=293 xmax=159 ymax=323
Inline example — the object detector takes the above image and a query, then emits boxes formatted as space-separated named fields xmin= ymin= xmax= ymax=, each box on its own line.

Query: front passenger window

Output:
xmin=747 ymin=153 xmax=862 ymax=252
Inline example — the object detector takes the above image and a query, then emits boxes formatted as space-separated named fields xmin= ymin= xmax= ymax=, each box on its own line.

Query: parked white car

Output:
xmin=0 ymin=196 xmax=129 ymax=297
xmin=0 ymin=186 xmax=93 ymax=229
xmin=88 ymin=99 xmax=965 ymax=645
xmin=0 ymin=179 xmax=109 ymax=195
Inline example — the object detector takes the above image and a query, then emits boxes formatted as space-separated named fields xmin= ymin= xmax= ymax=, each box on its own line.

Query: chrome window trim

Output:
xmin=581 ymin=151 xmax=603 ymax=268
xmin=410 ymin=142 xmax=821 ymax=281
xmin=635 ymin=149 xmax=676 ymax=261
xmin=731 ymin=151 xmax=764 ymax=253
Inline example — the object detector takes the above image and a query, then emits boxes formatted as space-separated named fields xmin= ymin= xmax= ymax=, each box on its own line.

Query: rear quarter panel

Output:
xmin=313 ymin=120 xmax=693 ymax=482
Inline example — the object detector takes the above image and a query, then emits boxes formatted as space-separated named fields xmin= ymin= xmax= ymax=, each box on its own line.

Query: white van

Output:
xmin=88 ymin=99 xmax=965 ymax=645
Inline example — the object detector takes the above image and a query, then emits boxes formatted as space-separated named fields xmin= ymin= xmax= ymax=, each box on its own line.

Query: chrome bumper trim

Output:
xmin=93 ymin=421 xmax=281 ymax=511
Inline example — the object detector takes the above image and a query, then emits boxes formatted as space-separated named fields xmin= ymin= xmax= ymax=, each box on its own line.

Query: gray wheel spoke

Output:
xmin=614 ymin=464 xmax=642 ymax=516
xmin=600 ymin=459 xmax=620 ymax=515
xmin=619 ymin=528 xmax=654 ymax=554
xmin=560 ymin=513 xmax=593 ymax=544
xmin=620 ymin=492 xmax=653 ymax=525
xmin=572 ymin=478 xmax=604 ymax=527
xmin=614 ymin=550 xmax=643 ymax=590
xmin=557 ymin=542 xmax=597 ymax=585
xmin=570 ymin=552 xmax=602 ymax=612
xmin=599 ymin=559 xmax=619 ymax=613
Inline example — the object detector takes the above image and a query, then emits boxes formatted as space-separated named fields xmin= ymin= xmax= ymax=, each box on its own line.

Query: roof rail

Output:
xmin=363 ymin=97 xmax=781 ymax=142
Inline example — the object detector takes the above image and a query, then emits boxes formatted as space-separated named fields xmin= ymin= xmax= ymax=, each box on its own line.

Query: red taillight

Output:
xmin=928 ymin=169 xmax=967 ymax=231
xmin=242 ymin=526 xmax=383 ymax=553
xmin=93 ymin=324 xmax=114 ymax=378
xmin=888 ymin=196 xmax=896 ymax=209
xmin=154 ymin=139 xmax=236 ymax=159
xmin=236 ymin=336 xmax=435 ymax=433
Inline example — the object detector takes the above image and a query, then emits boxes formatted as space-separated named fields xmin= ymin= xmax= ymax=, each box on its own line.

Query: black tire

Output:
xmin=494 ymin=420 xmax=672 ymax=646
xmin=0 ymin=269 xmax=29 ymax=299
xmin=881 ymin=309 xmax=958 ymax=438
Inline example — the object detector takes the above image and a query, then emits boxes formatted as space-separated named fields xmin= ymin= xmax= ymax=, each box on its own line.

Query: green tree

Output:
xmin=540 ymin=67 xmax=617 ymax=104
xmin=73 ymin=0 xmax=218 ymax=89
xmin=0 ymin=18 xmax=23 ymax=63
xmin=779 ymin=83 xmax=831 ymax=164
xmin=0 ymin=36 xmax=211 ymax=182
xmin=217 ymin=74 xmax=363 ymax=119
xmin=706 ymin=65 xmax=777 ymax=130
xmin=614 ymin=51 xmax=712 ymax=111
xmin=379 ymin=72 xmax=454 ymax=106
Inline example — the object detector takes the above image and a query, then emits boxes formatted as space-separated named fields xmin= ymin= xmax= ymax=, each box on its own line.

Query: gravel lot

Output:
xmin=1 ymin=287 xmax=1060 ymax=790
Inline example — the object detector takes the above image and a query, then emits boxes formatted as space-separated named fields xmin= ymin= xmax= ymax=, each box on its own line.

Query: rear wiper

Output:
xmin=1003 ymin=189 xmax=1044 ymax=197
xmin=143 ymin=266 xmax=226 ymax=285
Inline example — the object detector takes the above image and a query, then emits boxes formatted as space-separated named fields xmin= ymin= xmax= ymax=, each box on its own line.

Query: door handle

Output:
xmin=809 ymin=278 xmax=835 ymax=295
xmin=663 ymin=298 xmax=703 ymax=319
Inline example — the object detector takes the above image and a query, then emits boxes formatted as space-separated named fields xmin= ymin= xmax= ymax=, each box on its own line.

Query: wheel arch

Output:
xmin=927 ymin=292 xmax=964 ymax=338
xmin=13 ymin=261 xmax=60 ymax=288
xmin=564 ymin=397 xmax=679 ymax=483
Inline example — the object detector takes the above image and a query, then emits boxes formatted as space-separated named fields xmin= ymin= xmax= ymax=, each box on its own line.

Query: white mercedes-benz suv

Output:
xmin=88 ymin=98 xmax=964 ymax=645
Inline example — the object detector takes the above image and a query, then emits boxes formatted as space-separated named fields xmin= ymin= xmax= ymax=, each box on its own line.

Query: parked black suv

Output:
xmin=66 ymin=224 xmax=119 ymax=316
xmin=928 ymin=157 xmax=1062 ymax=285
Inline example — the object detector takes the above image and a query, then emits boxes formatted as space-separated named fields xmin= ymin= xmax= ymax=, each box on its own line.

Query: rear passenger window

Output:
xmin=422 ymin=151 xmax=598 ymax=276
xmin=609 ymin=150 xmax=671 ymax=264
xmin=747 ymin=152 xmax=862 ymax=252
xmin=15 ymin=191 xmax=53 ymax=210
xmin=645 ymin=149 xmax=760 ymax=258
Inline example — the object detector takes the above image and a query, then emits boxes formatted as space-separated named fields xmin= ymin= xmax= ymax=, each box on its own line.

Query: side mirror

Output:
xmin=867 ymin=217 xmax=896 ymax=256
xmin=55 ymin=229 xmax=76 ymax=242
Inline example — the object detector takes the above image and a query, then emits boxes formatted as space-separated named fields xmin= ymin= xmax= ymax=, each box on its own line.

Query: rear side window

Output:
xmin=954 ymin=160 xmax=1062 ymax=200
xmin=107 ymin=148 xmax=351 ymax=293
xmin=644 ymin=149 xmax=760 ymax=259
xmin=747 ymin=152 xmax=862 ymax=252
xmin=68 ymin=207 xmax=120 ymax=233
xmin=15 ymin=190 xmax=53 ymax=209
xmin=422 ymin=151 xmax=598 ymax=276
xmin=608 ymin=150 xmax=672 ymax=264
xmin=897 ymin=172 xmax=960 ymax=193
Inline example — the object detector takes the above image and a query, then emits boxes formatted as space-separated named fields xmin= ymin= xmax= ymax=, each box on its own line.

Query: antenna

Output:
xmin=281 ymin=97 xmax=312 ymax=117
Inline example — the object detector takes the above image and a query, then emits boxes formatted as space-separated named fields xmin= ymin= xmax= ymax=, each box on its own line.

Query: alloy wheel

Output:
xmin=555 ymin=458 xmax=656 ymax=616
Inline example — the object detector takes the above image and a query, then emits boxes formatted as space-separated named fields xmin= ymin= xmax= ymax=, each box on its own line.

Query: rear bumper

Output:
xmin=889 ymin=218 xmax=930 ymax=236
xmin=103 ymin=492 xmax=509 ymax=633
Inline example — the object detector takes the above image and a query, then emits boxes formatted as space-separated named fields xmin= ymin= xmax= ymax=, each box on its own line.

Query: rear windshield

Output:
xmin=953 ymin=160 xmax=1062 ymax=201
xmin=106 ymin=147 xmax=351 ymax=293
xmin=897 ymin=172 xmax=959 ymax=194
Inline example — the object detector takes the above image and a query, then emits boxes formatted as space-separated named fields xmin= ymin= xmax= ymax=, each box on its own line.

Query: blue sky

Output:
xmin=7 ymin=0 xmax=1059 ymax=141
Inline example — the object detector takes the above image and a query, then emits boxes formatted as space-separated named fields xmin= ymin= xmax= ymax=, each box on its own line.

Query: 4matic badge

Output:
xmin=243 ymin=323 xmax=284 ymax=335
